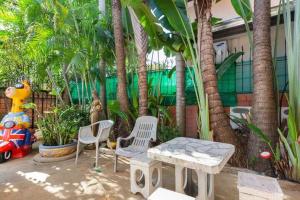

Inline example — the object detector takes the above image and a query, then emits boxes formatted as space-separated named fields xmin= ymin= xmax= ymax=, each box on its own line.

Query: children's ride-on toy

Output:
xmin=0 ymin=80 xmax=34 ymax=163
xmin=0 ymin=121 xmax=33 ymax=163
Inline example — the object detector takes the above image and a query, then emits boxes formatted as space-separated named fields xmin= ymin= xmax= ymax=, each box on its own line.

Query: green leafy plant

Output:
xmin=276 ymin=0 xmax=300 ymax=181
xmin=216 ymin=52 xmax=243 ymax=79
xmin=107 ymin=100 xmax=130 ymax=141
xmin=233 ymin=116 xmax=281 ymax=162
xmin=158 ymin=126 xmax=181 ymax=143
xmin=108 ymin=100 xmax=129 ymax=125
xmin=37 ymin=105 xmax=89 ymax=146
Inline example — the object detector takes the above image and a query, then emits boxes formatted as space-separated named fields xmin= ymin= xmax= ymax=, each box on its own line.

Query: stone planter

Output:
xmin=39 ymin=141 xmax=77 ymax=158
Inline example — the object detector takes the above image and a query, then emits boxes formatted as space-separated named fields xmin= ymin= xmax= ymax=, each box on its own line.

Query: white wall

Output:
xmin=212 ymin=0 xmax=282 ymax=22
xmin=215 ymin=24 xmax=287 ymax=61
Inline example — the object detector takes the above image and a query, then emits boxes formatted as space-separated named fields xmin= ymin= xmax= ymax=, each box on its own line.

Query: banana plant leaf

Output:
xmin=216 ymin=52 xmax=243 ymax=79
xmin=231 ymin=0 xmax=252 ymax=21
xmin=148 ymin=0 xmax=173 ymax=31
xmin=122 ymin=0 xmax=167 ymax=49
xmin=153 ymin=0 xmax=193 ymax=38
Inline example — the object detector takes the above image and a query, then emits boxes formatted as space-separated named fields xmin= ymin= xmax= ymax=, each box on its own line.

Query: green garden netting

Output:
xmin=70 ymin=56 xmax=288 ymax=107
xmin=236 ymin=56 xmax=288 ymax=93
xmin=70 ymin=66 xmax=237 ymax=107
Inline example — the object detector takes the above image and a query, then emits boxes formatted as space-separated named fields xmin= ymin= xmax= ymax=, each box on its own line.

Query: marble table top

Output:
xmin=147 ymin=137 xmax=235 ymax=174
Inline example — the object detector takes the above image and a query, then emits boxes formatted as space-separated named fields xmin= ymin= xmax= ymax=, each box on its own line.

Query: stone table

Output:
xmin=147 ymin=137 xmax=235 ymax=200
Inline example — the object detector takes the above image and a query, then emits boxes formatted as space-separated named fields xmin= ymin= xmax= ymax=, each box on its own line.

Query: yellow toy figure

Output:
xmin=1 ymin=80 xmax=31 ymax=128
xmin=0 ymin=80 xmax=33 ymax=163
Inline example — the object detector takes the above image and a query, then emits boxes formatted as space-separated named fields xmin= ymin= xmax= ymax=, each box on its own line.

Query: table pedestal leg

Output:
xmin=196 ymin=171 xmax=214 ymax=200
xmin=175 ymin=165 xmax=185 ymax=194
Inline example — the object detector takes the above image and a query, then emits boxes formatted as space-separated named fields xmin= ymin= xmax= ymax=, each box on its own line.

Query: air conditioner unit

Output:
xmin=281 ymin=107 xmax=288 ymax=122
xmin=230 ymin=106 xmax=251 ymax=129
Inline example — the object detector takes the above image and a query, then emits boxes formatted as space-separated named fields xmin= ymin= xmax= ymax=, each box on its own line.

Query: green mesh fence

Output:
xmin=218 ymin=63 xmax=237 ymax=106
xmin=70 ymin=56 xmax=288 ymax=107
xmin=236 ymin=56 xmax=288 ymax=93
xmin=70 ymin=66 xmax=237 ymax=107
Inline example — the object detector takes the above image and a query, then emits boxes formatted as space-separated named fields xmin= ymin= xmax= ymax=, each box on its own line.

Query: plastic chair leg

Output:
xmin=114 ymin=154 xmax=118 ymax=172
xmin=75 ymin=141 xmax=80 ymax=165
xmin=95 ymin=142 xmax=99 ymax=168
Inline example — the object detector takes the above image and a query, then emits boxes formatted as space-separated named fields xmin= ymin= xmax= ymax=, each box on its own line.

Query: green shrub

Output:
xmin=37 ymin=105 xmax=89 ymax=146
xmin=158 ymin=125 xmax=181 ymax=143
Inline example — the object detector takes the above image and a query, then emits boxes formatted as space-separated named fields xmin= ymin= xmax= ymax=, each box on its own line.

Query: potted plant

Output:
xmin=37 ymin=105 xmax=89 ymax=158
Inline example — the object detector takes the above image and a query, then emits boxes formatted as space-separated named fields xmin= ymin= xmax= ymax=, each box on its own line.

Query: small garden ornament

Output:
xmin=85 ymin=90 xmax=103 ymax=151
xmin=90 ymin=90 xmax=103 ymax=137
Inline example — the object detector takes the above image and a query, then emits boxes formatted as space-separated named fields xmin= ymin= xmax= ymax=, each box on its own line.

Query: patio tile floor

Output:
xmin=0 ymin=143 xmax=299 ymax=200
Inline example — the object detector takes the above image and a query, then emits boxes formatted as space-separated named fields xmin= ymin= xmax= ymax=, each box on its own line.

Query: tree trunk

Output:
xmin=112 ymin=0 xmax=130 ymax=113
xmin=249 ymin=0 xmax=278 ymax=172
xmin=62 ymin=63 xmax=72 ymax=105
xmin=129 ymin=8 xmax=148 ymax=116
xmin=198 ymin=4 xmax=236 ymax=144
xmin=98 ymin=0 xmax=107 ymax=119
xmin=196 ymin=1 xmax=244 ymax=166
xmin=99 ymin=59 xmax=107 ymax=119
xmin=176 ymin=53 xmax=186 ymax=135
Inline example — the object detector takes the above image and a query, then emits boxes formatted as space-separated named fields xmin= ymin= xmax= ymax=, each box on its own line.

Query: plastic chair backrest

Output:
xmin=97 ymin=120 xmax=114 ymax=142
xmin=131 ymin=116 xmax=158 ymax=151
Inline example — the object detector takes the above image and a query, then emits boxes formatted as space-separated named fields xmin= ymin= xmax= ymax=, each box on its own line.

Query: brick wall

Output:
xmin=169 ymin=105 xmax=198 ymax=138
xmin=236 ymin=93 xmax=288 ymax=108
xmin=170 ymin=93 xmax=289 ymax=138
xmin=0 ymin=89 xmax=56 ymax=128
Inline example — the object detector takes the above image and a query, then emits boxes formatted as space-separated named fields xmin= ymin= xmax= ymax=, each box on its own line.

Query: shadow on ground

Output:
xmin=0 ymin=143 xmax=299 ymax=200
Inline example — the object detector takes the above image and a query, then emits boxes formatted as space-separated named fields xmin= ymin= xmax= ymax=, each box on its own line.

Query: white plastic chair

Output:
xmin=114 ymin=116 xmax=158 ymax=172
xmin=75 ymin=120 xmax=114 ymax=168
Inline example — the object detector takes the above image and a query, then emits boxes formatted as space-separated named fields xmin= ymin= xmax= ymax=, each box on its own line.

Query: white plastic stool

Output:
xmin=148 ymin=188 xmax=195 ymax=200
xmin=130 ymin=153 xmax=162 ymax=198
xmin=238 ymin=172 xmax=283 ymax=200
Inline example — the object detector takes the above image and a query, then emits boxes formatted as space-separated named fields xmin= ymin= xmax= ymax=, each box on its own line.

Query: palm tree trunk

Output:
xmin=176 ymin=53 xmax=186 ymax=135
xmin=196 ymin=1 xmax=245 ymax=166
xmin=248 ymin=0 xmax=278 ymax=172
xmin=112 ymin=0 xmax=130 ymax=113
xmin=129 ymin=8 xmax=148 ymax=116
xmin=98 ymin=0 xmax=107 ymax=118
xmin=197 ymin=2 xmax=237 ymax=144
xmin=62 ymin=63 xmax=72 ymax=105
xmin=99 ymin=59 xmax=107 ymax=119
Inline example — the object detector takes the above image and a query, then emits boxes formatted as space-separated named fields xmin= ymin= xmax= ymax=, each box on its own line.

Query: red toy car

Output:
xmin=0 ymin=121 xmax=34 ymax=163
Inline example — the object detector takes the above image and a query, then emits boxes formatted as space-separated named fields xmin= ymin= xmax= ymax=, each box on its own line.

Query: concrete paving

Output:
xmin=0 ymin=143 xmax=299 ymax=200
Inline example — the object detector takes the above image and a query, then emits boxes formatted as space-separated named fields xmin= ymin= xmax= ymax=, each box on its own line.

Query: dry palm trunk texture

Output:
xmin=112 ymin=0 xmax=130 ymax=114
xmin=196 ymin=0 xmax=243 ymax=166
xmin=129 ymin=7 xmax=148 ymax=116
xmin=176 ymin=53 xmax=186 ymax=135
xmin=249 ymin=0 xmax=278 ymax=172
xmin=98 ymin=0 xmax=107 ymax=119
xmin=62 ymin=63 xmax=72 ymax=105
xmin=99 ymin=59 xmax=107 ymax=119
